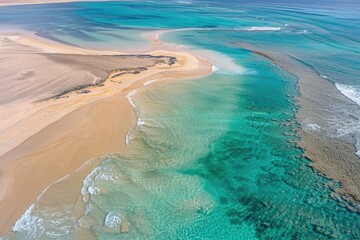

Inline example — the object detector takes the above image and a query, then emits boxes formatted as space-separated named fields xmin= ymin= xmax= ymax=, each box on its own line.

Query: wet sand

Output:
xmin=238 ymin=43 xmax=360 ymax=209
xmin=0 ymin=32 xmax=212 ymax=235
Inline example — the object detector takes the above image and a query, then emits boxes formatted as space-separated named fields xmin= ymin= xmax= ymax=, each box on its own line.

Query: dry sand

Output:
xmin=0 ymin=32 xmax=212 ymax=235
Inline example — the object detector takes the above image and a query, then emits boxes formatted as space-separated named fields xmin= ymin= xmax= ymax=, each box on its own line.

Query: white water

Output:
xmin=104 ymin=211 xmax=122 ymax=229
xmin=137 ymin=118 xmax=145 ymax=126
xmin=81 ymin=166 xmax=101 ymax=202
xmin=127 ymin=89 xmax=145 ymax=128
xmin=356 ymin=138 xmax=360 ymax=157
xmin=193 ymin=49 xmax=246 ymax=75
xmin=12 ymin=205 xmax=44 ymax=239
xmin=125 ymin=130 xmax=131 ymax=145
xmin=234 ymin=26 xmax=281 ymax=31
xmin=305 ymin=123 xmax=321 ymax=132
xmin=212 ymin=65 xmax=220 ymax=72
xmin=127 ymin=90 xmax=138 ymax=109
xmin=335 ymin=84 xmax=360 ymax=157
xmin=143 ymin=79 xmax=158 ymax=86
xmin=247 ymin=26 xmax=281 ymax=31
xmin=320 ymin=74 xmax=328 ymax=79
xmin=336 ymin=83 xmax=360 ymax=106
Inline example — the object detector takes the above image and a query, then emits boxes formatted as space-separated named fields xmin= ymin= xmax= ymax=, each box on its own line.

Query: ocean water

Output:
xmin=1 ymin=0 xmax=360 ymax=239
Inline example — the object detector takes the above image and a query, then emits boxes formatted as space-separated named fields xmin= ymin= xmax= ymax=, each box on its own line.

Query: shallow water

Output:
xmin=1 ymin=0 xmax=360 ymax=239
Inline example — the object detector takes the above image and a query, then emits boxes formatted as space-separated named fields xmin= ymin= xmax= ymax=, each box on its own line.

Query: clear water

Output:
xmin=0 ymin=0 xmax=359 ymax=239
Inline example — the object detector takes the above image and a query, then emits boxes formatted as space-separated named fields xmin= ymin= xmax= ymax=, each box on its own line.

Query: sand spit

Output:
xmin=0 ymin=34 xmax=178 ymax=157
xmin=1 ymin=53 xmax=176 ymax=104
xmin=0 ymin=32 xmax=212 ymax=235
xmin=238 ymin=43 xmax=360 ymax=209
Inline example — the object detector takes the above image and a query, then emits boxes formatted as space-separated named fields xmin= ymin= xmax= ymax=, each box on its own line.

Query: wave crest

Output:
xmin=336 ymin=83 xmax=360 ymax=106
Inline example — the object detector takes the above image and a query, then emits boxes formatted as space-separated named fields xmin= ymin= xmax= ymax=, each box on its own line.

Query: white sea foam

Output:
xmin=12 ymin=204 xmax=44 ymax=238
xmin=332 ymin=120 xmax=359 ymax=138
xmin=143 ymin=79 xmax=158 ymax=86
xmin=335 ymin=83 xmax=360 ymax=106
xmin=334 ymin=124 xmax=360 ymax=158
xmin=88 ymin=186 xmax=100 ymax=195
xmin=211 ymin=65 xmax=220 ymax=72
xmin=194 ymin=50 xmax=246 ymax=75
xmin=356 ymin=137 xmax=360 ymax=157
xmin=9 ymin=159 xmax=100 ymax=238
xmin=84 ymin=203 xmax=93 ymax=215
xmin=127 ymin=89 xmax=146 ymax=127
xmin=93 ymin=164 xmax=121 ymax=182
xmin=95 ymin=171 xmax=120 ymax=181
xmin=44 ymin=207 xmax=75 ymax=238
xmin=81 ymin=167 xmax=101 ymax=202
xmin=320 ymin=74 xmax=328 ymax=79
xmin=305 ymin=123 xmax=321 ymax=132
xmin=234 ymin=26 xmax=281 ymax=31
xmin=104 ymin=211 xmax=122 ymax=229
xmin=137 ymin=118 xmax=145 ymax=126
xmin=127 ymin=88 xmax=146 ymax=127
xmin=248 ymin=26 xmax=281 ymax=31
xmin=127 ymin=90 xmax=138 ymax=109
xmin=332 ymin=83 xmax=360 ymax=157
xmin=125 ymin=130 xmax=131 ymax=145
xmin=12 ymin=204 xmax=77 ymax=239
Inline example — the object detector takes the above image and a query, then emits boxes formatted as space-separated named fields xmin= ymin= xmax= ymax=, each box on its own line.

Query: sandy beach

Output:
xmin=0 ymin=31 xmax=212 ymax=235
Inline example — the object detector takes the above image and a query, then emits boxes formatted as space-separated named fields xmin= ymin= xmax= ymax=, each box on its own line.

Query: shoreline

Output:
xmin=237 ymin=43 xmax=360 ymax=209
xmin=0 ymin=31 xmax=212 ymax=235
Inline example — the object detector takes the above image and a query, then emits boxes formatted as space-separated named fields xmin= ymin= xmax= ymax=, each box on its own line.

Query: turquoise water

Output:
xmin=1 ymin=1 xmax=360 ymax=239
